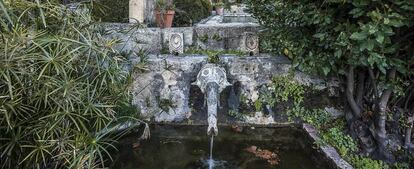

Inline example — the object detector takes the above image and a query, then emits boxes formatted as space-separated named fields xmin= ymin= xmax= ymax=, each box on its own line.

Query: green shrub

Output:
xmin=246 ymin=0 xmax=414 ymax=166
xmin=90 ymin=0 xmax=212 ymax=25
xmin=173 ymin=0 xmax=211 ymax=27
xmin=0 ymin=1 xmax=142 ymax=168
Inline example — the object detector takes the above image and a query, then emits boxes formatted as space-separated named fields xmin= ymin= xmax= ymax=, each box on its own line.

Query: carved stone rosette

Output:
xmin=242 ymin=32 xmax=259 ymax=55
xmin=169 ymin=32 xmax=184 ymax=54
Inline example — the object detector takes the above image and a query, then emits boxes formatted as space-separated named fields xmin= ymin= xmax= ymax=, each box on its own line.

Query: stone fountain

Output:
xmin=192 ymin=64 xmax=231 ymax=136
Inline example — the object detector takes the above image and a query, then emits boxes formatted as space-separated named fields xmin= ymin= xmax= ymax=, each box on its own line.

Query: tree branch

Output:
xmin=378 ymin=69 xmax=397 ymax=113
xmin=347 ymin=66 xmax=362 ymax=118
xmin=356 ymin=70 xmax=366 ymax=106
xmin=368 ymin=68 xmax=379 ymax=99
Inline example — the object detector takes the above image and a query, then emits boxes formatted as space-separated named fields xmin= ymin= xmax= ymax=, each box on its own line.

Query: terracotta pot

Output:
xmin=215 ymin=7 xmax=224 ymax=15
xmin=155 ymin=10 xmax=175 ymax=28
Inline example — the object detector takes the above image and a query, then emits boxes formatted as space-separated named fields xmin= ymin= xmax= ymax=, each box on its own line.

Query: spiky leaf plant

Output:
xmin=0 ymin=0 xmax=141 ymax=168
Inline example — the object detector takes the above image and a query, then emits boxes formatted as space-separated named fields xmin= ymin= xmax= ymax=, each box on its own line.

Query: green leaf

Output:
xmin=375 ymin=34 xmax=384 ymax=44
xmin=35 ymin=0 xmax=47 ymax=28
xmin=367 ymin=55 xmax=375 ymax=66
xmin=0 ymin=0 xmax=14 ymax=29
xmin=313 ymin=33 xmax=325 ymax=39
xmin=322 ymin=67 xmax=330 ymax=75
xmin=334 ymin=49 xmax=342 ymax=58
xmin=366 ymin=40 xmax=375 ymax=51
xmin=378 ymin=65 xmax=387 ymax=74
xmin=350 ymin=32 xmax=367 ymax=40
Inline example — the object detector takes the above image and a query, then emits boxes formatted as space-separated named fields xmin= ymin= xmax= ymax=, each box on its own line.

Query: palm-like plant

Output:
xmin=0 ymin=0 xmax=143 ymax=168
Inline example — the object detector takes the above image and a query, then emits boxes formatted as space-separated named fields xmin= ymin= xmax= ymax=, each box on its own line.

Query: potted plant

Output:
xmin=213 ymin=1 xmax=224 ymax=15
xmin=155 ymin=0 xmax=175 ymax=28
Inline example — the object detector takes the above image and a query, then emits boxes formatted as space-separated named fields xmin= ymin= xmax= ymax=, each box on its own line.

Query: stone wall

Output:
xmin=103 ymin=20 xmax=261 ymax=54
xmin=131 ymin=54 xmax=342 ymax=124
xmin=103 ymin=23 xmax=194 ymax=54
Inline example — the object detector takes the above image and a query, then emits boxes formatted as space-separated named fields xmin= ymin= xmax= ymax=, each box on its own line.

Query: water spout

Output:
xmin=193 ymin=64 xmax=231 ymax=136
xmin=206 ymin=82 xmax=219 ymax=135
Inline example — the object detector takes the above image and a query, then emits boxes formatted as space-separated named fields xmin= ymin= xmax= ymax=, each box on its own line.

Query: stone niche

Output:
xmin=131 ymin=54 xmax=341 ymax=124
xmin=195 ymin=23 xmax=260 ymax=51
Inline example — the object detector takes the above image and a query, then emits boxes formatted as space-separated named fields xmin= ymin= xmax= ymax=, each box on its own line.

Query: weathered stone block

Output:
xmin=103 ymin=23 xmax=162 ymax=54
xmin=162 ymin=27 xmax=194 ymax=50
xmin=195 ymin=15 xmax=260 ymax=51
xmin=131 ymin=55 xmax=206 ymax=122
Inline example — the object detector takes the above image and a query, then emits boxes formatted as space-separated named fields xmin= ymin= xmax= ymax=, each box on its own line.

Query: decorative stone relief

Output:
xmin=242 ymin=32 xmax=259 ymax=55
xmin=169 ymin=32 xmax=184 ymax=54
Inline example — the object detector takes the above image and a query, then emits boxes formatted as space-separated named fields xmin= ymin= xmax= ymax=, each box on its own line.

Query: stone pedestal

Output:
xmin=129 ymin=0 xmax=145 ymax=23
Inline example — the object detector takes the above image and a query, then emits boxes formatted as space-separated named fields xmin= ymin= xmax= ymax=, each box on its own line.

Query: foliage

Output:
xmin=199 ymin=34 xmax=209 ymax=42
xmin=247 ymin=0 xmax=414 ymax=163
xmin=321 ymin=127 xmax=358 ymax=157
xmin=91 ymin=0 xmax=129 ymax=23
xmin=173 ymin=0 xmax=212 ymax=27
xmin=0 ymin=1 xmax=142 ymax=168
xmin=185 ymin=47 xmax=247 ymax=57
xmin=246 ymin=0 xmax=414 ymax=76
xmin=289 ymin=108 xmax=331 ymax=129
xmin=256 ymin=73 xmax=304 ymax=113
xmin=157 ymin=97 xmax=176 ymax=113
xmin=208 ymin=54 xmax=221 ymax=64
xmin=393 ymin=162 xmax=410 ymax=169
xmin=155 ymin=0 xmax=175 ymax=11
xmin=349 ymin=155 xmax=390 ymax=169
xmin=213 ymin=2 xmax=225 ymax=7
xmin=228 ymin=109 xmax=245 ymax=120
xmin=212 ymin=34 xmax=223 ymax=41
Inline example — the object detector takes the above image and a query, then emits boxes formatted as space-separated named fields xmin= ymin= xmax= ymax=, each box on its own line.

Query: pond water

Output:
xmin=110 ymin=125 xmax=334 ymax=169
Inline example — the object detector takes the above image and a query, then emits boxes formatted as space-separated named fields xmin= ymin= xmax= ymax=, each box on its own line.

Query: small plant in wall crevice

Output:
xmin=212 ymin=33 xmax=223 ymax=41
xmin=199 ymin=34 xmax=209 ymax=42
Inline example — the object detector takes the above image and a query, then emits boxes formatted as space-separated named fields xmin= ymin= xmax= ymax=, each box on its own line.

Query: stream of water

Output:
xmin=208 ymin=135 xmax=214 ymax=169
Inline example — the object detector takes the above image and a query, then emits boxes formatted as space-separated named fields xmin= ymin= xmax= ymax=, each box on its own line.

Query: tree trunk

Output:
xmin=356 ymin=71 xmax=366 ymax=106
xmin=373 ymin=69 xmax=396 ymax=162
xmin=346 ymin=67 xmax=377 ymax=154
xmin=405 ymin=114 xmax=414 ymax=149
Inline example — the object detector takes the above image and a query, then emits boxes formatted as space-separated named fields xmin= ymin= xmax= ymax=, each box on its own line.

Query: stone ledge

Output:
xmin=303 ymin=123 xmax=354 ymax=169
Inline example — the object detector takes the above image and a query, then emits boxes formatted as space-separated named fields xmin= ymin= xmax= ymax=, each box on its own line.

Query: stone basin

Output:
xmin=110 ymin=124 xmax=350 ymax=169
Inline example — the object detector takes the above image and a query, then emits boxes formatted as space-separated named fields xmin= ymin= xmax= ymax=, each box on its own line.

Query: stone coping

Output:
xmin=303 ymin=123 xmax=354 ymax=169
xmin=145 ymin=54 xmax=291 ymax=62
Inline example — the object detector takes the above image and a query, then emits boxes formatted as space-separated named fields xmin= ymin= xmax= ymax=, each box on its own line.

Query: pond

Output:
xmin=110 ymin=124 xmax=335 ymax=169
